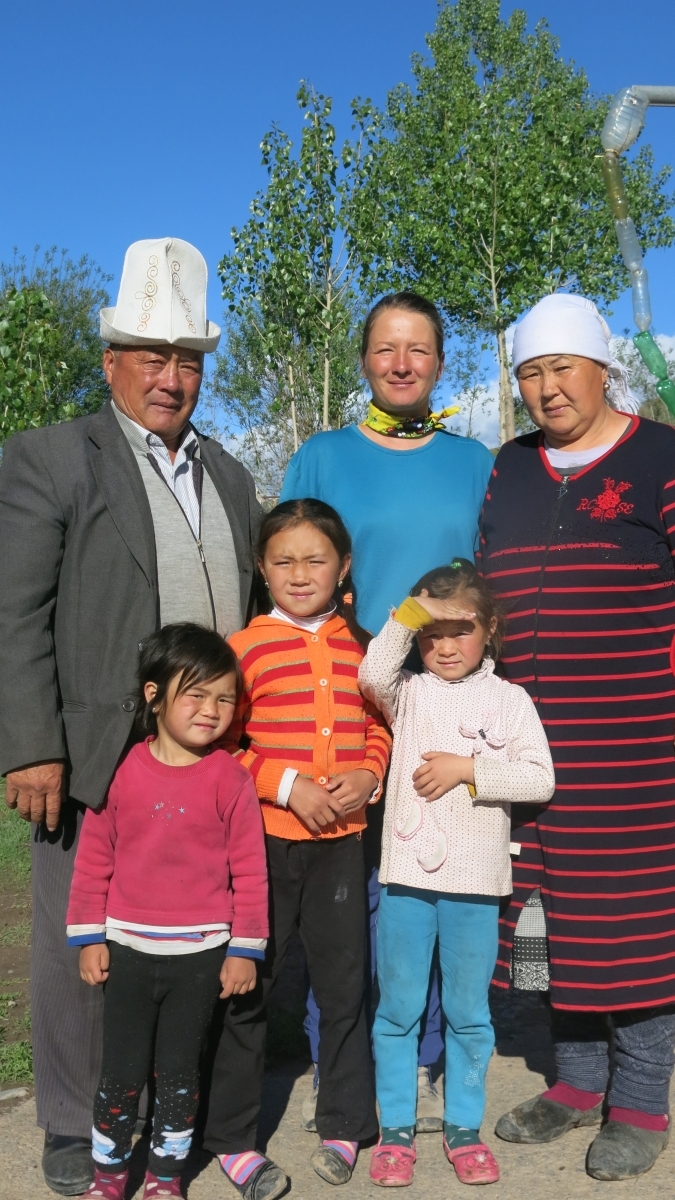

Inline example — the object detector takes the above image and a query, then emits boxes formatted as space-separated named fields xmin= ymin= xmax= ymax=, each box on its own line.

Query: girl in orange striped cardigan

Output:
xmin=204 ymin=500 xmax=391 ymax=1199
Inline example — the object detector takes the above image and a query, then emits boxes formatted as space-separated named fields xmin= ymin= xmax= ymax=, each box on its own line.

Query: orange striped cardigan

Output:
xmin=226 ymin=614 xmax=392 ymax=841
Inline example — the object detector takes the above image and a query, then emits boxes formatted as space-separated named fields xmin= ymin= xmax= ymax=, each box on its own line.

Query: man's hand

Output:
xmin=220 ymin=955 xmax=258 ymax=999
xmin=287 ymin=776 xmax=345 ymax=834
xmin=79 ymin=943 xmax=110 ymax=986
xmin=5 ymin=761 xmax=65 ymax=831
xmin=412 ymin=752 xmax=475 ymax=802
xmin=325 ymin=769 xmax=379 ymax=815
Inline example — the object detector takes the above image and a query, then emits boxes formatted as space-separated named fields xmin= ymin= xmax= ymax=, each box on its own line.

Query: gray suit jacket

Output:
xmin=0 ymin=401 xmax=262 ymax=807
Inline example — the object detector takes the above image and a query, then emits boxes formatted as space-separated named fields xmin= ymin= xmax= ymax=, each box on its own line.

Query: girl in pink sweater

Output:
xmin=66 ymin=624 xmax=268 ymax=1200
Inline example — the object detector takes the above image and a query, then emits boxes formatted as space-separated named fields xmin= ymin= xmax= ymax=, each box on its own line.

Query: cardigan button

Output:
xmin=311 ymin=635 xmax=319 ymax=642
xmin=318 ymin=776 xmax=327 ymax=785
xmin=319 ymin=678 xmax=328 ymax=687
xmin=122 ymin=700 xmax=135 ymax=712
xmin=321 ymin=727 xmax=330 ymax=736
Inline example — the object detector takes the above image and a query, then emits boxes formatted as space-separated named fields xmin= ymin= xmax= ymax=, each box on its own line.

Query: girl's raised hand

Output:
xmin=412 ymin=752 xmax=475 ymax=802
xmin=220 ymin=955 xmax=258 ymax=999
xmin=325 ymin=769 xmax=379 ymax=814
xmin=414 ymin=588 xmax=476 ymax=625
xmin=79 ymin=943 xmax=110 ymax=986
xmin=288 ymin=775 xmax=345 ymax=834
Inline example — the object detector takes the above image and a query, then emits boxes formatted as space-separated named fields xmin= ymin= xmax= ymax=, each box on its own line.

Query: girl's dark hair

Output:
xmin=410 ymin=558 xmax=505 ymax=661
xmin=361 ymin=292 xmax=445 ymax=359
xmin=136 ymin=622 xmax=242 ymax=737
xmin=257 ymin=498 xmax=372 ymax=651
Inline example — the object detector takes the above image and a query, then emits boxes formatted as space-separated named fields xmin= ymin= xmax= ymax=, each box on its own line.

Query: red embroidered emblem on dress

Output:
xmin=577 ymin=478 xmax=634 ymax=521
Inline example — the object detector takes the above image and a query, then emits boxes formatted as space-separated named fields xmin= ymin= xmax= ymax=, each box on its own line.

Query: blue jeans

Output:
xmin=373 ymin=885 xmax=499 ymax=1130
xmin=304 ymin=868 xmax=445 ymax=1067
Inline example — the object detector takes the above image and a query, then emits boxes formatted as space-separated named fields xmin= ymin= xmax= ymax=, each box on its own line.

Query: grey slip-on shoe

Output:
xmin=495 ymin=1093 xmax=603 ymax=1144
xmin=587 ymin=1120 xmax=669 ymax=1181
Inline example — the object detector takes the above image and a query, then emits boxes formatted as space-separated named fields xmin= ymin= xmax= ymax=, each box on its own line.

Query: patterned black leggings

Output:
xmin=93 ymin=942 xmax=222 ymax=1177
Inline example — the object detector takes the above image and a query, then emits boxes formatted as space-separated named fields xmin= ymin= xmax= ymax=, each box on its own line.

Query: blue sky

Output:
xmin=2 ymin=0 xmax=673 ymax=340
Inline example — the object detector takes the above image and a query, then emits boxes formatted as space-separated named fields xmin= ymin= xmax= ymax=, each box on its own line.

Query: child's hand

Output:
xmin=325 ymin=769 xmax=379 ymax=814
xmin=412 ymin=752 xmax=475 ymax=802
xmin=414 ymin=588 xmax=476 ymax=624
xmin=287 ymin=776 xmax=345 ymax=833
xmin=220 ymin=955 xmax=258 ymax=999
xmin=79 ymin=943 xmax=110 ymax=986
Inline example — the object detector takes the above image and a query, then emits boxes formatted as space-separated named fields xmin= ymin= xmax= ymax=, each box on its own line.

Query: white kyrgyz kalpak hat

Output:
xmin=100 ymin=238 xmax=221 ymax=352
xmin=511 ymin=293 xmax=639 ymax=414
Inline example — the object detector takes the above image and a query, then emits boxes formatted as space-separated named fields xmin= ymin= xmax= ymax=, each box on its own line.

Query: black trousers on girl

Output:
xmin=93 ymin=942 xmax=223 ymax=1177
xmin=203 ymin=833 xmax=377 ymax=1154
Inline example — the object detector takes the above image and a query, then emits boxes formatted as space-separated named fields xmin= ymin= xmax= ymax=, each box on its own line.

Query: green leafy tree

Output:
xmin=204 ymin=308 xmax=365 ymax=501
xmin=0 ymin=289 xmax=71 ymax=444
xmin=218 ymin=83 xmax=366 ymax=445
xmin=347 ymin=0 xmax=675 ymax=442
xmin=0 ymin=246 xmax=112 ymax=424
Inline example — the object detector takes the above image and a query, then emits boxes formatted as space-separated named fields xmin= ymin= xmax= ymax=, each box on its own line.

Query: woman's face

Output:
xmin=517 ymin=354 xmax=609 ymax=442
xmin=361 ymin=309 xmax=444 ymax=416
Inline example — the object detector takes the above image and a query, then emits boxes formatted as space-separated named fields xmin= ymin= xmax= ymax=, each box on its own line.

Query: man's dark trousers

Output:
xmin=31 ymin=801 xmax=103 ymax=1135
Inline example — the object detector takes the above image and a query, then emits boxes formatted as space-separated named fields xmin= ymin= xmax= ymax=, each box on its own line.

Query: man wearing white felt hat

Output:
xmin=0 ymin=238 xmax=263 ymax=1196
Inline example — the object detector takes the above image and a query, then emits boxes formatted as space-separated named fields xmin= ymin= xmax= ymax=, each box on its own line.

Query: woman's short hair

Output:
xmin=361 ymin=292 xmax=445 ymax=359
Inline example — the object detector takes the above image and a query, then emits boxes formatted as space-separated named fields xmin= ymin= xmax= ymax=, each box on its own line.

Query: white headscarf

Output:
xmin=511 ymin=294 xmax=640 ymax=414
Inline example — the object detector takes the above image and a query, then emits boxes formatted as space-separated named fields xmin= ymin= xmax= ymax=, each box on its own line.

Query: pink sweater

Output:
xmin=66 ymin=740 xmax=269 ymax=945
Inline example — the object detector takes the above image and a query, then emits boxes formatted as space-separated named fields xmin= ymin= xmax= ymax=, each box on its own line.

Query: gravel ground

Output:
xmin=2 ymin=1032 xmax=673 ymax=1200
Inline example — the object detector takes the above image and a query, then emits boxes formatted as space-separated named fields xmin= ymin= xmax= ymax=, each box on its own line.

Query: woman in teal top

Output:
xmin=280 ymin=292 xmax=493 ymax=1135
xmin=280 ymin=294 xmax=493 ymax=635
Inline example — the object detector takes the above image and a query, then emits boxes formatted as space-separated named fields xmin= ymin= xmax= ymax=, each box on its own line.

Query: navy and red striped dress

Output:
xmin=480 ymin=416 xmax=675 ymax=1012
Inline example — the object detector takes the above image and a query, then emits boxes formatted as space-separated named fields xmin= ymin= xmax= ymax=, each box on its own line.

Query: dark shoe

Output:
xmin=311 ymin=1145 xmax=354 ymax=1185
xmin=222 ymin=1159 xmax=289 ymax=1200
xmin=587 ymin=1121 xmax=669 ymax=1180
xmin=495 ymin=1093 xmax=603 ymax=1144
xmin=42 ymin=1134 xmax=94 ymax=1196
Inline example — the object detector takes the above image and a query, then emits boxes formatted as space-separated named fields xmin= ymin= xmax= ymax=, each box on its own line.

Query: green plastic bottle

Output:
xmin=634 ymin=330 xmax=669 ymax=379
xmin=656 ymin=378 xmax=675 ymax=417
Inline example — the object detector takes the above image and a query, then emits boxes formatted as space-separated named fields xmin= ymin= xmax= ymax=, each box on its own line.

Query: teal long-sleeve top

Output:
xmin=279 ymin=425 xmax=494 ymax=635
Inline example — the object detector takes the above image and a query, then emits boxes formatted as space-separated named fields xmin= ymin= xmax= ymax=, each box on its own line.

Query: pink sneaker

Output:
xmin=444 ymin=1139 xmax=500 ymax=1185
xmin=86 ymin=1168 xmax=129 ymax=1199
xmin=369 ymin=1141 xmax=416 ymax=1187
xmin=142 ymin=1172 xmax=182 ymax=1198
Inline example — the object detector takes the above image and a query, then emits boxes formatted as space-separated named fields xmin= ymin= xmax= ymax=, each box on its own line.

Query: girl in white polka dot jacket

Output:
xmin=358 ymin=558 xmax=554 ymax=1189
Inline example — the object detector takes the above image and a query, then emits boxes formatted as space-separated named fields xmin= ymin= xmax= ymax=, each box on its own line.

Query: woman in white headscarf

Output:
xmin=480 ymin=294 xmax=675 ymax=1182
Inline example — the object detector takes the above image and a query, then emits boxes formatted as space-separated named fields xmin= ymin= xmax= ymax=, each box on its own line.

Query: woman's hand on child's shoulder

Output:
xmin=414 ymin=588 xmax=476 ymax=625
xmin=288 ymin=776 xmax=345 ymax=834
xmin=325 ymin=769 xmax=379 ymax=814
xmin=220 ymin=955 xmax=258 ymax=999
xmin=412 ymin=752 xmax=475 ymax=802
xmin=79 ymin=943 xmax=110 ymax=986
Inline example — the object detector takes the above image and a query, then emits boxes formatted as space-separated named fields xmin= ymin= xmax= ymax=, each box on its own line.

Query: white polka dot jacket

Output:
xmin=358 ymin=616 xmax=555 ymax=896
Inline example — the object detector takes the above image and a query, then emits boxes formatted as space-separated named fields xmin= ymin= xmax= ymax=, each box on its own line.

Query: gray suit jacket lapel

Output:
xmin=199 ymin=436 xmax=249 ymax=573
xmin=87 ymin=403 xmax=157 ymax=588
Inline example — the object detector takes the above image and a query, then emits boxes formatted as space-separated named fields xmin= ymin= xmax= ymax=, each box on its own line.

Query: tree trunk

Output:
xmin=288 ymin=361 xmax=299 ymax=453
xmin=322 ymin=345 xmax=330 ymax=431
xmin=322 ymin=280 xmax=332 ymax=432
xmin=497 ymin=329 xmax=515 ymax=444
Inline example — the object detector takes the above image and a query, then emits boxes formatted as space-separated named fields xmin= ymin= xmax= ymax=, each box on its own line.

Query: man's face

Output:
xmin=103 ymin=345 xmax=204 ymax=447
